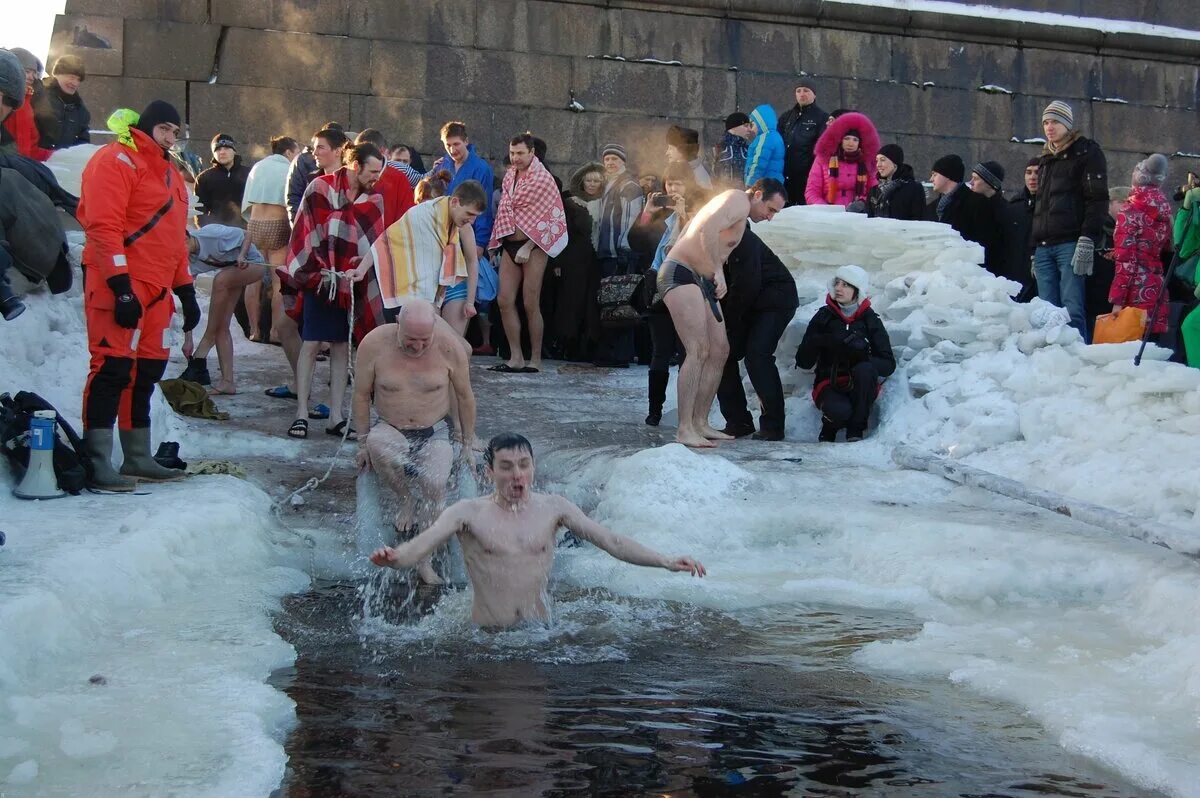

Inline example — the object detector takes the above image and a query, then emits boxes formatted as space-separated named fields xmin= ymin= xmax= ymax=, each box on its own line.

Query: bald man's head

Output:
xmin=397 ymin=300 xmax=436 ymax=356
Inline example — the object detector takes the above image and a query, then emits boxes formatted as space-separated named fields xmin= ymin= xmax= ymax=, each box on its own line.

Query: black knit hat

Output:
xmin=724 ymin=112 xmax=750 ymax=130
xmin=972 ymin=161 xmax=1005 ymax=191
xmin=931 ymin=154 xmax=965 ymax=183
xmin=134 ymin=100 xmax=182 ymax=137
xmin=211 ymin=132 xmax=237 ymax=152
xmin=878 ymin=144 xmax=904 ymax=167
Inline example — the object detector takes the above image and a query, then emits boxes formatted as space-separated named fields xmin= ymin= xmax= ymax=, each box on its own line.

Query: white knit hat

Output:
xmin=831 ymin=264 xmax=870 ymax=300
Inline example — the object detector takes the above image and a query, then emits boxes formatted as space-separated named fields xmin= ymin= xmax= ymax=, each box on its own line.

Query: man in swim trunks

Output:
xmin=655 ymin=178 xmax=787 ymax=448
xmin=370 ymin=432 xmax=706 ymax=628
xmin=354 ymin=299 xmax=477 ymax=584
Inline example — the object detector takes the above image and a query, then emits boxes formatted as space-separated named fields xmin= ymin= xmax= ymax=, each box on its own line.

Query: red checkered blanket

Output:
xmin=488 ymin=156 xmax=568 ymax=258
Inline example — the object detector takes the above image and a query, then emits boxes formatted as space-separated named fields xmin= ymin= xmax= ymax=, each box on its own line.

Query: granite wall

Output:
xmin=55 ymin=0 xmax=1200 ymax=190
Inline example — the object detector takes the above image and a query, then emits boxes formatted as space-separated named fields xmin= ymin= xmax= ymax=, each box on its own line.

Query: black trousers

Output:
xmin=716 ymin=309 xmax=792 ymax=433
xmin=817 ymin=361 xmax=880 ymax=433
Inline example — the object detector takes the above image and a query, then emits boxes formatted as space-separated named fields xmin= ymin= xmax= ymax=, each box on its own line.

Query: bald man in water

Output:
xmin=354 ymin=299 xmax=477 ymax=584
xmin=370 ymin=433 xmax=706 ymax=628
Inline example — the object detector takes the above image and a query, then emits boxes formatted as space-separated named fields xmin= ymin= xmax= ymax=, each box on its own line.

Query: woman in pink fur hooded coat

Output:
xmin=805 ymin=111 xmax=880 ymax=209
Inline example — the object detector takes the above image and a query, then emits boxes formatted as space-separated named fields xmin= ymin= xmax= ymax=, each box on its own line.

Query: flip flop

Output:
xmin=265 ymin=385 xmax=297 ymax=399
xmin=326 ymin=420 xmax=357 ymax=440
xmin=288 ymin=419 xmax=308 ymax=439
xmin=518 ymin=366 xmax=540 ymax=373
xmin=308 ymin=403 xmax=330 ymax=420
xmin=487 ymin=363 xmax=523 ymax=373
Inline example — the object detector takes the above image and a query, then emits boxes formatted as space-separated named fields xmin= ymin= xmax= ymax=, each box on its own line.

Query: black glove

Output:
xmin=835 ymin=330 xmax=870 ymax=362
xmin=106 ymin=274 xmax=143 ymax=329
xmin=174 ymin=283 xmax=202 ymax=332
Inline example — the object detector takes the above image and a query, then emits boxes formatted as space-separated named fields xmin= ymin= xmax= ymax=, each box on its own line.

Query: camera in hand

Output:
xmin=651 ymin=194 xmax=675 ymax=208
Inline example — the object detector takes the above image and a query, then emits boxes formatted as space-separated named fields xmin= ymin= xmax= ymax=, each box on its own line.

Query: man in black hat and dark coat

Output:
xmin=35 ymin=54 xmax=91 ymax=150
xmin=716 ymin=229 xmax=799 ymax=441
xmin=777 ymin=81 xmax=825 ymax=206
xmin=869 ymin=143 xmax=926 ymax=221
xmin=196 ymin=132 xmax=251 ymax=218
xmin=927 ymin=154 xmax=997 ymax=256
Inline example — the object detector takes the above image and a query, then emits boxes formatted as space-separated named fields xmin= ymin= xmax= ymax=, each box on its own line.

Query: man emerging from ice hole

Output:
xmin=370 ymin=432 xmax=706 ymax=629
xmin=795 ymin=265 xmax=895 ymax=442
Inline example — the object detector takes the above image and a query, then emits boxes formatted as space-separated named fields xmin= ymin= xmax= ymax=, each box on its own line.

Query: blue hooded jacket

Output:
xmin=432 ymin=144 xmax=496 ymax=252
xmin=744 ymin=104 xmax=786 ymax=187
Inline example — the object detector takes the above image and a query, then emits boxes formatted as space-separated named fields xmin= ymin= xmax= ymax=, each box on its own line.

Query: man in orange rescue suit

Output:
xmin=77 ymin=100 xmax=201 ymax=491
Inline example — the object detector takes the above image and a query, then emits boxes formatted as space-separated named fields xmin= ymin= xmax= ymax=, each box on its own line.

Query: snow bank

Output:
xmin=754 ymin=206 xmax=1200 ymax=548
xmin=0 ymin=259 xmax=309 ymax=795
xmin=553 ymin=443 xmax=1200 ymax=798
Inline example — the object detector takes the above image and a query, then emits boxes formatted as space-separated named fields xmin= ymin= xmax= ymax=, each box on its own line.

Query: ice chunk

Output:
xmin=6 ymin=760 xmax=38 ymax=784
xmin=59 ymin=719 xmax=117 ymax=759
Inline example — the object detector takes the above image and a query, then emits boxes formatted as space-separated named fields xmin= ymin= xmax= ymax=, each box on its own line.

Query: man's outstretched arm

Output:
xmin=556 ymin=498 xmax=706 ymax=576
xmin=370 ymin=503 xmax=466 ymax=569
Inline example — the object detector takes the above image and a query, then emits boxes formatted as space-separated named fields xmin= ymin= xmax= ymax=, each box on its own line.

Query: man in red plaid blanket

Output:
xmin=487 ymin=133 xmax=568 ymax=374
xmin=279 ymin=142 xmax=385 ymax=439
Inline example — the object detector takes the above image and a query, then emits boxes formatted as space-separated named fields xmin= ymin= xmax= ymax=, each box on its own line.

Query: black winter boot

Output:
xmin=818 ymin=418 xmax=840 ymax=443
xmin=178 ymin=357 xmax=211 ymax=386
xmin=646 ymin=370 xmax=668 ymax=426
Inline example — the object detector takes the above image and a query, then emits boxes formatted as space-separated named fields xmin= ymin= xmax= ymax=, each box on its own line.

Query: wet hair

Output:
xmin=270 ymin=135 xmax=298 ymax=156
xmin=749 ymin=177 xmax=787 ymax=203
xmin=315 ymin=127 xmax=348 ymax=150
xmin=509 ymin=132 xmax=536 ymax=151
xmin=343 ymin=142 xmax=383 ymax=167
xmin=451 ymin=178 xmax=489 ymax=211
xmin=440 ymin=120 xmax=468 ymax=141
xmin=484 ymin=433 xmax=534 ymax=468
xmin=416 ymin=169 xmax=453 ymax=202
xmin=355 ymin=127 xmax=387 ymax=149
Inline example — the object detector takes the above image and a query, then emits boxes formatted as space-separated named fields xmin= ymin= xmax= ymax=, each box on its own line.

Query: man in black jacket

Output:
xmin=928 ymin=154 xmax=998 ymax=256
xmin=777 ymin=82 xmax=824 ymax=207
xmin=795 ymin=265 xmax=895 ymax=442
xmin=196 ymin=132 xmax=251 ymax=218
xmin=1003 ymin=158 xmax=1039 ymax=302
xmin=1030 ymin=101 xmax=1108 ymax=338
xmin=716 ymin=229 xmax=800 ymax=440
xmin=34 ymin=55 xmax=90 ymax=150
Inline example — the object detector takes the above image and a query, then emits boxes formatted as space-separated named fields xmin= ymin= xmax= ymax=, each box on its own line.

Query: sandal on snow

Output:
xmin=288 ymin=419 xmax=309 ymax=439
xmin=308 ymin=403 xmax=330 ymax=420
xmin=487 ymin=363 xmax=525 ymax=373
xmin=326 ymin=420 xmax=357 ymax=440
xmin=265 ymin=385 xmax=297 ymax=399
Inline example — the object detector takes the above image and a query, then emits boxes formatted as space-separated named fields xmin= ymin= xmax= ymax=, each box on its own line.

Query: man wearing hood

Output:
xmin=868 ymin=144 xmax=925 ymax=221
xmin=744 ymin=104 xmax=785 ymax=187
xmin=77 ymin=101 xmax=202 ymax=490
xmin=0 ymin=48 xmax=51 ymax=161
xmin=795 ymin=265 xmax=895 ymax=442
xmin=34 ymin=54 xmax=90 ymax=150
xmin=777 ymin=82 xmax=825 ymax=206
xmin=196 ymin=133 xmax=251 ymax=218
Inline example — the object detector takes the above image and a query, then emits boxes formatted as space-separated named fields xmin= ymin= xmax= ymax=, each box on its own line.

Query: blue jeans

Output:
xmin=1034 ymin=242 xmax=1087 ymax=339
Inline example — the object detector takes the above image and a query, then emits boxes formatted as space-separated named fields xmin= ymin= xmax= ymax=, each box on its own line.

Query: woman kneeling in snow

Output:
xmin=795 ymin=265 xmax=895 ymax=442
xmin=1109 ymin=154 xmax=1172 ymax=336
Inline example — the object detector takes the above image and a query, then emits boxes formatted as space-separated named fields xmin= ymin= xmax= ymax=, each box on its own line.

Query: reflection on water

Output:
xmin=271 ymin=582 xmax=1149 ymax=798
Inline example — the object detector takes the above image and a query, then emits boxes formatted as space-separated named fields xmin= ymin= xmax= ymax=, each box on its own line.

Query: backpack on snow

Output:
xmin=0 ymin=391 xmax=88 ymax=494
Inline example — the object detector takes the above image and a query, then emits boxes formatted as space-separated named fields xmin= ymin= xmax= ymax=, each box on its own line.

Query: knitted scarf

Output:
xmin=826 ymin=148 xmax=869 ymax=205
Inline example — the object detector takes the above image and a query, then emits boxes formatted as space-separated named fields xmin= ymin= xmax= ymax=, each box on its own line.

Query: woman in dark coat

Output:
xmin=868 ymin=144 xmax=926 ymax=221
xmin=795 ymin=265 xmax=895 ymax=442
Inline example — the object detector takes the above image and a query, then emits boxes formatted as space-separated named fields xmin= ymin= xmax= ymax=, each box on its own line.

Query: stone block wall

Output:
xmin=59 ymin=0 xmax=1200 ymax=193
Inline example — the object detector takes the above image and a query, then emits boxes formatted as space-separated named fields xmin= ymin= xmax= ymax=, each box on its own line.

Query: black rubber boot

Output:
xmin=178 ymin=357 xmax=211 ymax=386
xmin=645 ymin=369 xmax=668 ymax=426
xmin=82 ymin=429 xmax=138 ymax=492
xmin=119 ymin=428 xmax=186 ymax=481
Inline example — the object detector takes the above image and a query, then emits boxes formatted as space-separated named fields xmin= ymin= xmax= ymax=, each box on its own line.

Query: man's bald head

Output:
xmin=397 ymin=300 xmax=436 ymax=356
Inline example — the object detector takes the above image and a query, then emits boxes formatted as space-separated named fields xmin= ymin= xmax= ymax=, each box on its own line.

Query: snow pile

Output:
xmin=754 ymin=206 xmax=1200 ymax=546
xmin=553 ymin=442 xmax=1200 ymax=797
xmin=0 ymin=250 xmax=309 ymax=794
